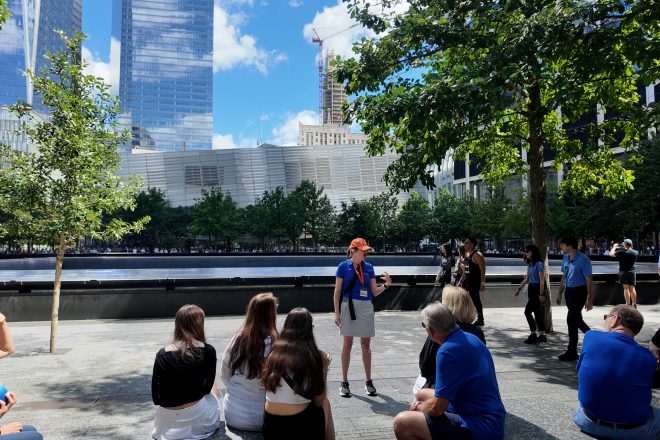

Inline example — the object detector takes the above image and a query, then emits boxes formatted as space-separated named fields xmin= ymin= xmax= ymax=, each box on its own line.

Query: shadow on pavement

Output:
xmin=504 ymin=413 xmax=561 ymax=440
xmin=350 ymin=392 xmax=409 ymax=417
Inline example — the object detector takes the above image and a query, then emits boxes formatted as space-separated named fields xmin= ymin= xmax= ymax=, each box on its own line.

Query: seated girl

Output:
xmin=221 ymin=292 xmax=278 ymax=431
xmin=261 ymin=308 xmax=335 ymax=440
xmin=151 ymin=305 xmax=220 ymax=440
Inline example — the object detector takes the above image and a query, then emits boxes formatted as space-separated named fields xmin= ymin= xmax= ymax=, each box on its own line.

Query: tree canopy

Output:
xmin=337 ymin=0 xmax=659 ymax=255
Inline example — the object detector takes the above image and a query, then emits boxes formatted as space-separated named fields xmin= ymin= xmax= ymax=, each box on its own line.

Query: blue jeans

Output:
xmin=574 ymin=403 xmax=660 ymax=439
xmin=1 ymin=425 xmax=43 ymax=440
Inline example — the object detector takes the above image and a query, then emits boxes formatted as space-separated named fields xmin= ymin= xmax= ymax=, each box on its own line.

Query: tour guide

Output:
xmin=333 ymin=238 xmax=392 ymax=399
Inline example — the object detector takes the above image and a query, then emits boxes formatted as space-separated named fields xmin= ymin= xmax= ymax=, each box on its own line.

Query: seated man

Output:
xmin=574 ymin=305 xmax=660 ymax=439
xmin=393 ymin=303 xmax=505 ymax=440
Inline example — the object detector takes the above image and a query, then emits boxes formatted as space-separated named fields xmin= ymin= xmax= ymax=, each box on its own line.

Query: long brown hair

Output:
xmin=262 ymin=308 xmax=324 ymax=399
xmin=229 ymin=292 xmax=279 ymax=379
xmin=172 ymin=304 xmax=206 ymax=361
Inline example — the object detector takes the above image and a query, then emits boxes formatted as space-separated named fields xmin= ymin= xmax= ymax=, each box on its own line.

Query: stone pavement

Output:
xmin=1 ymin=304 xmax=659 ymax=440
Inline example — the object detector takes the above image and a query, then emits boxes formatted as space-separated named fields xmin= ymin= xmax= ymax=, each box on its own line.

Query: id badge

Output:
xmin=360 ymin=289 xmax=368 ymax=298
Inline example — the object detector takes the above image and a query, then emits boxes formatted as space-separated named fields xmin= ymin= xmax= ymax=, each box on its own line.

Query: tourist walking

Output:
xmin=463 ymin=238 xmax=486 ymax=326
xmin=515 ymin=244 xmax=547 ymax=344
xmin=434 ymin=243 xmax=455 ymax=289
xmin=151 ymin=305 xmax=221 ymax=440
xmin=333 ymin=238 xmax=392 ymax=398
xmin=221 ymin=293 xmax=278 ymax=431
xmin=556 ymin=236 xmax=593 ymax=362
xmin=262 ymin=308 xmax=335 ymax=440
xmin=609 ymin=238 xmax=639 ymax=308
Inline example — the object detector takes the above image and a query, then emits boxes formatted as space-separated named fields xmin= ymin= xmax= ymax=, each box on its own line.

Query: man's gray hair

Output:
xmin=421 ymin=303 xmax=457 ymax=335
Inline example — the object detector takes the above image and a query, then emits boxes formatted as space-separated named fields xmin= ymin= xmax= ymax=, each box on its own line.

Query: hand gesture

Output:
xmin=410 ymin=400 xmax=421 ymax=411
xmin=334 ymin=313 xmax=342 ymax=327
xmin=380 ymin=272 xmax=392 ymax=286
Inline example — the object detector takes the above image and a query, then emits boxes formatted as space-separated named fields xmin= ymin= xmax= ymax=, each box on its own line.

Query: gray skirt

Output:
xmin=339 ymin=298 xmax=375 ymax=338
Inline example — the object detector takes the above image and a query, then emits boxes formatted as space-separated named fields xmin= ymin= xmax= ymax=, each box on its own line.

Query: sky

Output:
xmin=81 ymin=0 xmax=391 ymax=148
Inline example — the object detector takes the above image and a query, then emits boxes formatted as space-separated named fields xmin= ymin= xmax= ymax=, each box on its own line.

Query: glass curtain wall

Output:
xmin=113 ymin=0 xmax=213 ymax=151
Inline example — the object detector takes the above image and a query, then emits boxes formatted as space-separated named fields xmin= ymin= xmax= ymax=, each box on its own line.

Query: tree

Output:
xmin=0 ymin=1 xmax=9 ymax=30
xmin=0 ymin=32 xmax=146 ymax=352
xmin=292 ymin=180 xmax=335 ymax=250
xmin=368 ymin=193 xmax=399 ymax=250
xmin=260 ymin=187 xmax=288 ymax=248
xmin=116 ymin=188 xmax=172 ymax=250
xmin=191 ymin=187 xmax=241 ymax=251
xmin=244 ymin=202 xmax=270 ymax=249
xmin=429 ymin=189 xmax=474 ymax=244
xmin=393 ymin=192 xmax=431 ymax=251
xmin=338 ymin=0 xmax=658 ymax=331
xmin=336 ymin=199 xmax=380 ymax=245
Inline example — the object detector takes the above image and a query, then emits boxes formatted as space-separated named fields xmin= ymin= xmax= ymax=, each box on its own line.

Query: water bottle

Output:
xmin=0 ymin=384 xmax=8 ymax=404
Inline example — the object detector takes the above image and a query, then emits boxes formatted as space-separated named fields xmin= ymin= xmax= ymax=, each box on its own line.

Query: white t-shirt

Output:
xmin=221 ymin=335 xmax=271 ymax=431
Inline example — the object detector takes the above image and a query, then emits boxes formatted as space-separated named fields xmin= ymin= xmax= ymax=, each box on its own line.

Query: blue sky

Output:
xmin=81 ymin=0 xmax=389 ymax=148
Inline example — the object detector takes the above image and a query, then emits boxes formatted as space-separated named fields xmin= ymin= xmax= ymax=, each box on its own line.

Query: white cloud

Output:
xmin=82 ymin=37 xmax=120 ymax=95
xmin=289 ymin=0 xmax=303 ymax=7
xmin=271 ymin=110 xmax=318 ymax=146
xmin=213 ymin=4 xmax=286 ymax=74
xmin=213 ymin=133 xmax=259 ymax=149
xmin=302 ymin=0 xmax=409 ymax=61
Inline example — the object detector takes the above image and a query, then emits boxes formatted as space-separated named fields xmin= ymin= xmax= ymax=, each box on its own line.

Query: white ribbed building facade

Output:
xmin=118 ymin=143 xmax=428 ymax=209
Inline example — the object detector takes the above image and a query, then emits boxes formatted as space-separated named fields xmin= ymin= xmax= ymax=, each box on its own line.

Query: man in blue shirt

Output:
xmin=556 ymin=236 xmax=593 ymax=361
xmin=574 ymin=305 xmax=660 ymax=439
xmin=392 ymin=303 xmax=505 ymax=440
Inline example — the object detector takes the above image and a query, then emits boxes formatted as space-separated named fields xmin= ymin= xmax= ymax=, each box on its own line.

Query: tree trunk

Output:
xmin=527 ymin=80 xmax=553 ymax=333
xmin=50 ymin=233 xmax=66 ymax=353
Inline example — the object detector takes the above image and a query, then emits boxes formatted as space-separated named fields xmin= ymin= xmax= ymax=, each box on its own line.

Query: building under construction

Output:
xmin=299 ymin=51 xmax=367 ymax=146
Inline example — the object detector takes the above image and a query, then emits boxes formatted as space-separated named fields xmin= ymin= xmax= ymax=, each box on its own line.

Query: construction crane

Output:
xmin=311 ymin=24 xmax=360 ymax=124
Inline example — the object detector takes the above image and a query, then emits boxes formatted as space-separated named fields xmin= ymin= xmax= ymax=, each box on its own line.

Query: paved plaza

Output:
xmin=1 ymin=304 xmax=659 ymax=439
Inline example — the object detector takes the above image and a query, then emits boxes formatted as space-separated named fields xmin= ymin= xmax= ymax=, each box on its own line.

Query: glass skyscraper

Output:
xmin=0 ymin=0 xmax=82 ymax=106
xmin=113 ymin=0 xmax=213 ymax=151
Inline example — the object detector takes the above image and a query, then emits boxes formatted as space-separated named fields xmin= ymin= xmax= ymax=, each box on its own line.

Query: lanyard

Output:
xmin=354 ymin=262 xmax=364 ymax=286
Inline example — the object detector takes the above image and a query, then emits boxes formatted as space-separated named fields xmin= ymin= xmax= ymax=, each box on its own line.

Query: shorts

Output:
xmin=424 ymin=412 xmax=473 ymax=440
xmin=619 ymin=271 xmax=636 ymax=286
xmin=263 ymin=403 xmax=325 ymax=440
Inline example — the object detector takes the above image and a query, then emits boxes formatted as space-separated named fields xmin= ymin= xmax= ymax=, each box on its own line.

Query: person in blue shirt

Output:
xmin=556 ymin=236 xmax=593 ymax=361
xmin=574 ymin=305 xmax=660 ymax=439
xmin=333 ymin=238 xmax=391 ymax=399
xmin=515 ymin=244 xmax=547 ymax=344
xmin=393 ymin=303 xmax=505 ymax=440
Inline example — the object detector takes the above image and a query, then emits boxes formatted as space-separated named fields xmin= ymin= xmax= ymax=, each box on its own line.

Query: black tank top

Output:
xmin=465 ymin=252 xmax=482 ymax=291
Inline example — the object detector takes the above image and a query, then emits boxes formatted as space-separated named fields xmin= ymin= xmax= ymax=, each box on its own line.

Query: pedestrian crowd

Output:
xmin=0 ymin=236 xmax=658 ymax=440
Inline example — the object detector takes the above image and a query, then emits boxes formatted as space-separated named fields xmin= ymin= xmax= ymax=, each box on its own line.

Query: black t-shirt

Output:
xmin=615 ymin=249 xmax=638 ymax=272
xmin=151 ymin=343 xmax=216 ymax=407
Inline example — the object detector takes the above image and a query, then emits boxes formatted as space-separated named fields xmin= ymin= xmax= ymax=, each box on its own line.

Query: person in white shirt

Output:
xmin=221 ymin=293 xmax=279 ymax=431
